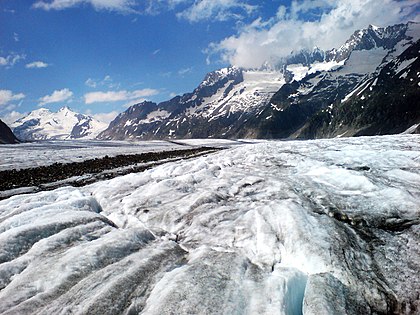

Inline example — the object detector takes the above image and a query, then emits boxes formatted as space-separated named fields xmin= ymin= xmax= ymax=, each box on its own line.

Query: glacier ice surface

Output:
xmin=0 ymin=134 xmax=419 ymax=314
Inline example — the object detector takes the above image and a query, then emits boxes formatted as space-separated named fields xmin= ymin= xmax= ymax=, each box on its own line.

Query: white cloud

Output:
xmin=0 ymin=90 xmax=25 ymax=106
xmin=144 ymin=0 xmax=189 ymax=15
xmin=85 ymin=78 xmax=97 ymax=88
xmin=0 ymin=54 xmax=25 ymax=67
xmin=33 ymin=0 xmax=139 ymax=13
xmin=13 ymin=33 xmax=19 ymax=42
xmin=84 ymin=88 xmax=159 ymax=104
xmin=86 ymin=110 xmax=119 ymax=123
xmin=26 ymin=61 xmax=50 ymax=69
xmin=33 ymin=0 xmax=258 ymax=22
xmin=178 ymin=67 xmax=193 ymax=76
xmin=0 ymin=111 xmax=26 ymax=125
xmin=141 ymin=0 xmax=260 ymax=22
xmin=208 ymin=0 xmax=420 ymax=68
xmin=85 ymin=75 xmax=119 ymax=89
xmin=176 ymin=0 xmax=257 ymax=22
xmin=85 ymin=91 xmax=129 ymax=103
xmin=0 ymin=90 xmax=25 ymax=124
xmin=160 ymin=71 xmax=172 ymax=78
xmin=3 ymin=9 xmax=16 ymax=14
xmin=39 ymin=88 xmax=73 ymax=105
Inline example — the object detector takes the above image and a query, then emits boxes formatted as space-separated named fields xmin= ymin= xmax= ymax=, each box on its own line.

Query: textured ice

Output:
xmin=0 ymin=139 xmax=244 ymax=171
xmin=0 ymin=134 xmax=419 ymax=314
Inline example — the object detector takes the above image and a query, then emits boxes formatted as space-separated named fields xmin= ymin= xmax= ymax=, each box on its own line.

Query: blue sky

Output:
xmin=0 ymin=0 xmax=418 ymax=124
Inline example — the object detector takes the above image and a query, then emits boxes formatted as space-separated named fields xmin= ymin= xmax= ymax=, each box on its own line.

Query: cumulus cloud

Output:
xmin=84 ymin=88 xmax=159 ymax=104
xmin=33 ymin=0 xmax=139 ymax=13
xmin=26 ymin=61 xmax=50 ymax=69
xmin=0 ymin=90 xmax=25 ymax=106
xmin=0 ymin=54 xmax=25 ymax=67
xmin=208 ymin=0 xmax=420 ymax=68
xmin=39 ymin=88 xmax=73 ymax=106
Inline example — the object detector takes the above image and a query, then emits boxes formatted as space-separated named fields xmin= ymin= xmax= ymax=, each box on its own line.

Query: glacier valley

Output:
xmin=0 ymin=135 xmax=419 ymax=314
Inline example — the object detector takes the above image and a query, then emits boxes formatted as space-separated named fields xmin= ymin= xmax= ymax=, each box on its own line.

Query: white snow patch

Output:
xmin=339 ymin=48 xmax=387 ymax=75
xmin=395 ymin=58 xmax=417 ymax=75
xmin=402 ymin=123 xmax=420 ymax=134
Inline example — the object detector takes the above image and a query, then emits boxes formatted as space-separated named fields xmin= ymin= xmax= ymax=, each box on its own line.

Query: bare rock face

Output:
xmin=0 ymin=119 xmax=19 ymax=144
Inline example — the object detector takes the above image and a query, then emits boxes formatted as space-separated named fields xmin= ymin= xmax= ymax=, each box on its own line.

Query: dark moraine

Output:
xmin=0 ymin=147 xmax=220 ymax=199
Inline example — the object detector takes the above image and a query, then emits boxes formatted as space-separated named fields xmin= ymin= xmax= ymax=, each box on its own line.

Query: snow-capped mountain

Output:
xmin=0 ymin=119 xmax=19 ymax=144
xmin=98 ymin=67 xmax=284 ymax=140
xmin=298 ymin=38 xmax=420 ymax=138
xmin=12 ymin=107 xmax=108 ymax=141
xmin=248 ymin=22 xmax=420 ymax=139
xmin=99 ymin=22 xmax=420 ymax=140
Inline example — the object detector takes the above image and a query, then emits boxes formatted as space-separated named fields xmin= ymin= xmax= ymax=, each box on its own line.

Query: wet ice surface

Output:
xmin=0 ymin=135 xmax=419 ymax=314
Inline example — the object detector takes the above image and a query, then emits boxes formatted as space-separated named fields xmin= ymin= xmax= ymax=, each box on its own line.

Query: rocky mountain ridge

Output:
xmin=98 ymin=22 xmax=419 ymax=140
xmin=0 ymin=119 xmax=19 ymax=144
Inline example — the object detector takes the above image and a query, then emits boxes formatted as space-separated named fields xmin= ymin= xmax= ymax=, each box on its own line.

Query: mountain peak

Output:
xmin=325 ymin=22 xmax=412 ymax=62
xmin=34 ymin=107 xmax=51 ymax=113
xmin=200 ymin=66 xmax=242 ymax=87
xmin=12 ymin=107 xmax=107 ymax=141
xmin=58 ymin=106 xmax=72 ymax=112
xmin=368 ymin=24 xmax=381 ymax=31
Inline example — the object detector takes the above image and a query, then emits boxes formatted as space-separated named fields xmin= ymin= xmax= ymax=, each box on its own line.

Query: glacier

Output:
xmin=0 ymin=134 xmax=419 ymax=314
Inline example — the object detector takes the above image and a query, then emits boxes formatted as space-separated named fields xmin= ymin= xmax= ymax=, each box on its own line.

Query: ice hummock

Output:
xmin=0 ymin=134 xmax=419 ymax=314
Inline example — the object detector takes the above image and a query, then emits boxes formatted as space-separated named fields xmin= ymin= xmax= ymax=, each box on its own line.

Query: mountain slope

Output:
xmin=98 ymin=22 xmax=419 ymax=140
xmin=298 ymin=39 xmax=420 ymax=138
xmin=240 ymin=22 xmax=420 ymax=139
xmin=98 ymin=68 xmax=284 ymax=140
xmin=0 ymin=119 xmax=19 ymax=144
xmin=12 ymin=107 xmax=108 ymax=141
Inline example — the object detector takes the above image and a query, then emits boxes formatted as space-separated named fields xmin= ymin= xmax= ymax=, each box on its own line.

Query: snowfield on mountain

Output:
xmin=0 ymin=134 xmax=419 ymax=314
xmin=11 ymin=107 xmax=108 ymax=141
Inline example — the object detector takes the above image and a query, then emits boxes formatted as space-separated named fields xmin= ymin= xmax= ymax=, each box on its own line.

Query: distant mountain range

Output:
xmin=98 ymin=22 xmax=420 ymax=140
xmin=6 ymin=22 xmax=419 ymax=143
xmin=0 ymin=119 xmax=19 ymax=144
xmin=11 ymin=107 xmax=107 ymax=141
